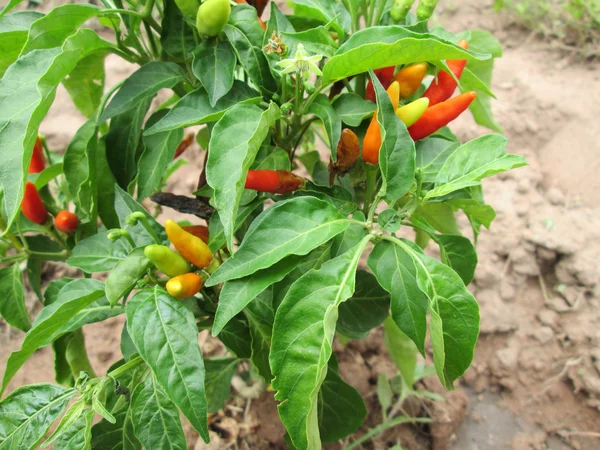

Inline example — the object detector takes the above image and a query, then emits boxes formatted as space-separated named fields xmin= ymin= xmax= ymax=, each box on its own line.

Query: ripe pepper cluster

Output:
xmin=144 ymin=220 xmax=212 ymax=299
xmin=21 ymin=136 xmax=79 ymax=233
xmin=363 ymin=39 xmax=476 ymax=163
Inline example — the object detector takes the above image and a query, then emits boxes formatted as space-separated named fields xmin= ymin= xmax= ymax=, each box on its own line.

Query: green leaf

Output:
xmin=192 ymin=39 xmax=237 ymax=107
xmin=308 ymin=94 xmax=342 ymax=159
xmin=448 ymin=198 xmax=496 ymax=239
xmin=63 ymin=52 xmax=106 ymax=118
xmin=96 ymin=138 xmax=120 ymax=229
xmin=0 ymin=0 xmax=26 ymax=17
xmin=414 ymin=203 xmax=460 ymax=235
xmin=26 ymin=258 xmax=43 ymax=303
xmin=411 ymin=214 xmax=478 ymax=285
xmin=244 ymin=289 xmax=274 ymax=380
xmin=323 ymin=27 xmax=490 ymax=84
xmin=137 ymin=109 xmax=184 ymax=201
xmin=224 ymin=23 xmax=277 ymax=93
xmin=376 ymin=373 xmax=392 ymax=415
xmin=130 ymin=374 xmax=187 ymax=450
xmin=426 ymin=134 xmax=527 ymax=199
xmin=337 ymin=270 xmax=390 ymax=340
xmin=272 ymin=243 xmax=332 ymax=309
xmin=332 ymin=93 xmax=376 ymax=127
xmin=126 ymin=287 xmax=209 ymax=442
xmin=297 ymin=152 xmax=330 ymax=186
xmin=105 ymin=97 xmax=152 ymax=190
xmin=0 ymin=384 xmax=75 ymax=450
xmin=415 ymin=137 xmax=460 ymax=183
xmin=213 ymin=255 xmax=302 ymax=336
xmin=64 ymin=118 xmax=98 ymax=220
xmin=204 ymin=358 xmax=238 ymax=413
xmin=207 ymin=103 xmax=280 ymax=250
xmin=0 ymin=11 xmax=43 ymax=77
xmin=370 ymin=70 xmax=415 ymax=203
xmin=281 ymin=26 xmax=338 ymax=57
xmin=1 ymin=279 xmax=105 ymax=393
xmin=265 ymin=3 xmax=297 ymax=55
xmin=52 ymin=408 xmax=94 ymax=450
xmin=330 ymin=212 xmax=366 ymax=258
xmin=289 ymin=0 xmax=350 ymax=38
xmin=144 ymin=81 xmax=261 ymax=135
xmin=252 ymin=147 xmax=291 ymax=170
xmin=319 ymin=365 xmax=366 ymax=443
xmin=23 ymin=235 xmax=65 ymax=261
xmin=208 ymin=198 xmax=264 ymax=253
xmin=219 ymin=317 xmax=253 ymax=358
xmin=368 ymin=241 xmax=428 ymax=354
xmin=0 ymin=29 xmax=112 ymax=232
xmin=67 ymin=230 xmax=129 ymax=273
xmin=161 ymin=0 xmax=196 ymax=61
xmin=114 ymin=186 xmax=167 ymax=247
xmin=100 ymin=62 xmax=186 ymax=121
xmin=207 ymin=197 xmax=350 ymax=286
xmin=383 ymin=316 xmax=418 ymax=387
xmin=270 ymin=237 xmax=370 ymax=450
xmin=391 ymin=238 xmax=480 ymax=390
xmin=105 ymin=248 xmax=151 ymax=306
xmin=91 ymin=405 xmax=141 ymax=450
xmin=0 ymin=264 xmax=30 ymax=332
xmin=20 ymin=4 xmax=100 ymax=54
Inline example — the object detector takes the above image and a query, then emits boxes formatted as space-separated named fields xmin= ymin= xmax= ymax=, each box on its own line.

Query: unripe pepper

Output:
xmin=329 ymin=128 xmax=360 ymax=185
xmin=196 ymin=0 xmax=231 ymax=37
xmin=362 ymin=81 xmax=401 ymax=164
xmin=21 ymin=182 xmax=48 ymax=224
xmin=165 ymin=219 xmax=213 ymax=268
xmin=234 ymin=0 xmax=267 ymax=30
xmin=174 ymin=134 xmax=194 ymax=159
xmin=29 ymin=136 xmax=45 ymax=174
xmin=423 ymin=40 xmax=468 ymax=106
xmin=416 ymin=0 xmax=438 ymax=21
xmin=144 ymin=244 xmax=191 ymax=277
xmin=395 ymin=98 xmax=429 ymax=127
xmin=394 ymin=63 xmax=428 ymax=99
xmin=408 ymin=91 xmax=476 ymax=141
xmin=390 ymin=0 xmax=416 ymax=22
xmin=166 ymin=273 xmax=203 ymax=299
xmin=55 ymin=210 xmax=79 ymax=233
xmin=181 ymin=225 xmax=209 ymax=243
xmin=245 ymin=170 xmax=305 ymax=194
xmin=366 ymin=66 xmax=395 ymax=103
xmin=174 ymin=0 xmax=200 ymax=18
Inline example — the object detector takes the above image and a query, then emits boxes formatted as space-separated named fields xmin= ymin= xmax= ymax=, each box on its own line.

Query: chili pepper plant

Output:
xmin=0 ymin=0 xmax=526 ymax=448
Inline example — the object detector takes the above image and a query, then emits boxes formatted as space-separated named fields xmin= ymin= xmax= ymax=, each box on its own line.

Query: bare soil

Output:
xmin=2 ymin=0 xmax=600 ymax=449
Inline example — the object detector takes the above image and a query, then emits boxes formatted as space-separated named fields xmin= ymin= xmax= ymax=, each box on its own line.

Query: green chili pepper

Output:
xmin=144 ymin=244 xmax=191 ymax=277
xmin=416 ymin=0 xmax=438 ymax=20
xmin=196 ymin=0 xmax=231 ymax=37
xmin=390 ymin=0 xmax=416 ymax=23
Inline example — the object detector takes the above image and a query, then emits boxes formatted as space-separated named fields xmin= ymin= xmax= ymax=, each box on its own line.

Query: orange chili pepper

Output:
xmin=362 ymin=81 xmax=400 ymax=164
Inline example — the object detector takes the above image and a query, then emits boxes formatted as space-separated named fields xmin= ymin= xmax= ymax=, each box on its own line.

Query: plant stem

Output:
xmin=355 ymin=73 xmax=366 ymax=99
xmin=295 ymin=76 xmax=302 ymax=114
xmin=107 ymin=356 xmax=145 ymax=379
xmin=344 ymin=417 xmax=431 ymax=450
xmin=363 ymin=164 xmax=379 ymax=218
xmin=281 ymin=73 xmax=288 ymax=104
xmin=342 ymin=78 xmax=354 ymax=93
xmin=96 ymin=79 xmax=126 ymax=123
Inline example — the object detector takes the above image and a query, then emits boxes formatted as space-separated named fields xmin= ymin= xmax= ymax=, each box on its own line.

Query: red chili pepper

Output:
xmin=423 ymin=40 xmax=468 ymax=106
xmin=245 ymin=170 xmax=305 ymax=194
xmin=366 ymin=66 xmax=395 ymax=103
xmin=55 ymin=210 xmax=79 ymax=233
xmin=408 ymin=91 xmax=477 ymax=141
xmin=28 ymin=136 xmax=45 ymax=174
xmin=21 ymin=182 xmax=48 ymax=224
xmin=174 ymin=133 xmax=195 ymax=159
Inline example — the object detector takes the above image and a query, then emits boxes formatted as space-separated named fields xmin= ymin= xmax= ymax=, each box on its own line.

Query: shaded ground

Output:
xmin=1 ymin=0 xmax=600 ymax=449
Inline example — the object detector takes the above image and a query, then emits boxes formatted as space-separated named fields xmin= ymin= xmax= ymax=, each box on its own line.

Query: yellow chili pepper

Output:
xmin=165 ymin=219 xmax=213 ymax=268
xmin=394 ymin=62 xmax=428 ymax=99
xmin=166 ymin=273 xmax=203 ymax=299
xmin=395 ymin=98 xmax=429 ymax=127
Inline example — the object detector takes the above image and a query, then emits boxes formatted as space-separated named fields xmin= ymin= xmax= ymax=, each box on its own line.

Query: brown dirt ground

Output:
xmin=2 ymin=0 xmax=600 ymax=449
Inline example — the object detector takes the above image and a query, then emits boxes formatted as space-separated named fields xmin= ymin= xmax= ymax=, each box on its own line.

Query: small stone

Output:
xmin=500 ymin=282 xmax=516 ymax=302
xmin=474 ymin=262 xmax=501 ymax=288
xmin=536 ymin=247 xmax=557 ymax=262
xmin=546 ymin=187 xmax=565 ymax=206
xmin=471 ymin=411 xmax=483 ymax=423
xmin=525 ymin=118 xmax=539 ymax=133
xmin=538 ymin=309 xmax=559 ymax=328
xmin=517 ymin=178 xmax=530 ymax=194
xmin=478 ymin=289 xmax=518 ymax=334
xmin=499 ymin=377 xmax=517 ymax=391
xmin=515 ymin=201 xmax=529 ymax=217
xmin=532 ymin=326 xmax=554 ymax=343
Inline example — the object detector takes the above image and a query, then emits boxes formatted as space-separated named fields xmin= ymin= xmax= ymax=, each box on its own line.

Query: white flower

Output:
xmin=277 ymin=44 xmax=323 ymax=78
